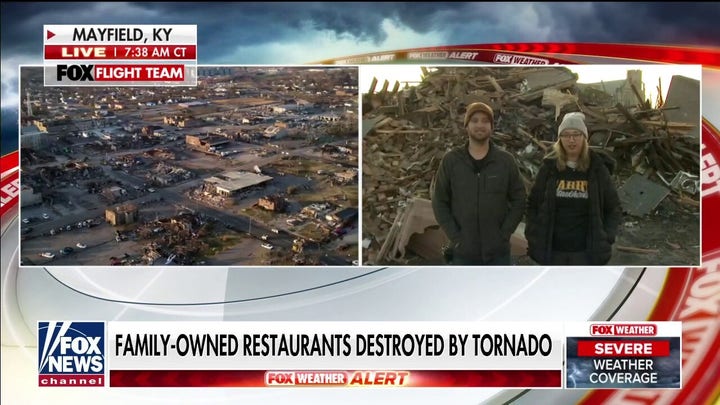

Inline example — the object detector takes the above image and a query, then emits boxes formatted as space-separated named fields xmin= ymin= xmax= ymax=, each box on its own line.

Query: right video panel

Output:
xmin=361 ymin=65 xmax=701 ymax=267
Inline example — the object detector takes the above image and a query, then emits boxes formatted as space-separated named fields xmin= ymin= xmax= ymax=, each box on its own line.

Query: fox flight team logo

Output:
xmin=38 ymin=321 xmax=105 ymax=387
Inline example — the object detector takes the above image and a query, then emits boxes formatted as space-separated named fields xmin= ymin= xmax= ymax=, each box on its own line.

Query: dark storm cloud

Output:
xmin=1 ymin=107 xmax=18 ymax=153
xmin=417 ymin=2 xmax=720 ymax=47
xmin=0 ymin=2 xmax=466 ymax=63
xmin=547 ymin=2 xmax=720 ymax=46
xmin=2 ymin=2 xmax=717 ymax=64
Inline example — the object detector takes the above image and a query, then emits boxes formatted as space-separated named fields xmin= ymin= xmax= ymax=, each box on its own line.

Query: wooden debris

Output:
xmin=542 ymin=88 xmax=578 ymax=120
xmin=616 ymin=245 xmax=660 ymax=254
xmin=362 ymin=66 xmax=700 ymax=264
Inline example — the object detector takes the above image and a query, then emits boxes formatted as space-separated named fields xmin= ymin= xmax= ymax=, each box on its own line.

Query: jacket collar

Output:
xmin=459 ymin=140 xmax=497 ymax=163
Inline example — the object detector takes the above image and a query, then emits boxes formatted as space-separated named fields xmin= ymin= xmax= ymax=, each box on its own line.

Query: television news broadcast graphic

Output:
xmin=43 ymin=25 xmax=197 ymax=86
xmin=565 ymin=322 xmax=681 ymax=389
xmin=37 ymin=321 xmax=105 ymax=387
xmin=108 ymin=321 xmax=563 ymax=388
xmin=1 ymin=41 xmax=719 ymax=405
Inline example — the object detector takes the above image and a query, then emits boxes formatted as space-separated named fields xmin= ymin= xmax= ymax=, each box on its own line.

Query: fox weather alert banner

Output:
xmin=33 ymin=320 xmax=683 ymax=389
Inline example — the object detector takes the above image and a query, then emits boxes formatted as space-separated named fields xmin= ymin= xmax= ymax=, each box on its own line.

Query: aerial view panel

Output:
xmin=19 ymin=66 xmax=359 ymax=266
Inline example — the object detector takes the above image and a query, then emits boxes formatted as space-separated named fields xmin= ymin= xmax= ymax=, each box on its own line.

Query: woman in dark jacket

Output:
xmin=525 ymin=112 xmax=622 ymax=265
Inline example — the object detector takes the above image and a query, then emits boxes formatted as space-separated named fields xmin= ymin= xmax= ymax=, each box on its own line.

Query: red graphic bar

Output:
xmin=93 ymin=64 xmax=185 ymax=81
xmin=0 ymin=169 xmax=19 ymax=217
xmin=0 ymin=151 xmax=18 ymax=178
xmin=110 ymin=369 xmax=561 ymax=388
xmin=577 ymin=340 xmax=671 ymax=357
xmin=321 ymin=43 xmax=720 ymax=67
xmin=45 ymin=45 xmax=196 ymax=60
xmin=702 ymin=119 xmax=720 ymax=253
xmin=411 ymin=43 xmax=720 ymax=67
xmin=481 ymin=43 xmax=720 ymax=67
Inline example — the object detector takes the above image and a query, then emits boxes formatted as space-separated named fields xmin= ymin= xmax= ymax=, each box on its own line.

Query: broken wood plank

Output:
xmin=516 ymin=128 xmax=548 ymax=152
xmin=368 ymin=77 xmax=378 ymax=94
xmin=615 ymin=103 xmax=647 ymax=133
xmin=486 ymin=75 xmax=504 ymax=93
xmin=616 ymin=245 xmax=659 ymax=254
xmin=375 ymin=129 xmax=430 ymax=135
xmin=638 ymin=120 xmax=697 ymax=130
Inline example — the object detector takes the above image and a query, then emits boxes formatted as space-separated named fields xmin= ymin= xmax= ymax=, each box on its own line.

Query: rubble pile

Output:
xmin=137 ymin=213 xmax=212 ymax=265
xmin=144 ymin=148 xmax=176 ymax=160
xmin=362 ymin=66 xmax=700 ymax=263
xmin=146 ymin=162 xmax=193 ymax=185
xmin=24 ymin=162 xmax=104 ymax=191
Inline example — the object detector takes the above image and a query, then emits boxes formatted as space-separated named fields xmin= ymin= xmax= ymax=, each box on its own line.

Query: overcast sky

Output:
xmin=2 ymin=2 xmax=718 ymax=150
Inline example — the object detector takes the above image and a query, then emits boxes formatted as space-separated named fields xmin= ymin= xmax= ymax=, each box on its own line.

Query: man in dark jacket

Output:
xmin=432 ymin=102 xmax=526 ymax=265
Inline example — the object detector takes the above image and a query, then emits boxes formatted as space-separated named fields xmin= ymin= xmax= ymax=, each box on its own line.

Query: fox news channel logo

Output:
xmin=38 ymin=321 xmax=105 ymax=387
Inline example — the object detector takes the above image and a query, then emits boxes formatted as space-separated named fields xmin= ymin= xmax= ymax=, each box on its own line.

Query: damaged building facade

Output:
xmin=204 ymin=171 xmax=273 ymax=197
xmin=106 ymin=203 xmax=139 ymax=226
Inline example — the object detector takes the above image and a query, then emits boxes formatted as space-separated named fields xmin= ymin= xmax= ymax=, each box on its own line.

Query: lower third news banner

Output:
xmin=107 ymin=322 xmax=563 ymax=388
xmin=565 ymin=322 xmax=682 ymax=389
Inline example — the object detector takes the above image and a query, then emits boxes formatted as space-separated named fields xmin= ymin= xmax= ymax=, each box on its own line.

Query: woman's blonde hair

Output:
xmin=550 ymin=136 xmax=590 ymax=172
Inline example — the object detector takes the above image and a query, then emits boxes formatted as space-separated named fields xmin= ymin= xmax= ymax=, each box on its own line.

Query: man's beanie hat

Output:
xmin=558 ymin=112 xmax=588 ymax=138
xmin=464 ymin=102 xmax=494 ymax=129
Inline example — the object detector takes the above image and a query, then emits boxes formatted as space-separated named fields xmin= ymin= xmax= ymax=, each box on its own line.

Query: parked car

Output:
xmin=271 ymin=228 xmax=279 ymax=234
xmin=60 ymin=247 xmax=74 ymax=255
xmin=352 ymin=260 xmax=359 ymax=266
xmin=22 ymin=218 xmax=30 ymax=224
xmin=42 ymin=213 xmax=51 ymax=219
xmin=261 ymin=242 xmax=274 ymax=250
xmin=40 ymin=252 xmax=55 ymax=259
xmin=261 ymin=235 xmax=269 ymax=241
xmin=76 ymin=242 xmax=87 ymax=249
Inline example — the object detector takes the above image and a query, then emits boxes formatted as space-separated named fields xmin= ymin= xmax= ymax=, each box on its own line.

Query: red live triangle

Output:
xmin=47 ymin=30 xmax=55 ymax=40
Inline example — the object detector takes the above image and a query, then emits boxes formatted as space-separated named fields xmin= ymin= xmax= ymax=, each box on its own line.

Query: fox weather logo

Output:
xmin=38 ymin=321 xmax=105 ymax=387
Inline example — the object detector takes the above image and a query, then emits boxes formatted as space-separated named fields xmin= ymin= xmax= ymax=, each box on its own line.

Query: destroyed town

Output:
xmin=362 ymin=65 xmax=700 ymax=266
xmin=19 ymin=66 xmax=359 ymax=266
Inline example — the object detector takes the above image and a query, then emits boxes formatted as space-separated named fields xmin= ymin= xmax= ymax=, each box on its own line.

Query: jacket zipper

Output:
xmin=477 ymin=171 xmax=483 ymax=261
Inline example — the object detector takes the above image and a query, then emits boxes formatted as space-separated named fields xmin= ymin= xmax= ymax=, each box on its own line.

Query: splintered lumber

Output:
xmin=615 ymin=103 xmax=646 ymax=134
xmin=517 ymin=128 xmax=548 ymax=152
xmin=616 ymin=245 xmax=660 ymax=254
xmin=362 ymin=66 xmax=699 ymax=264
xmin=368 ymin=77 xmax=378 ymax=94
xmin=486 ymin=75 xmax=504 ymax=93
xmin=542 ymin=88 xmax=578 ymax=120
